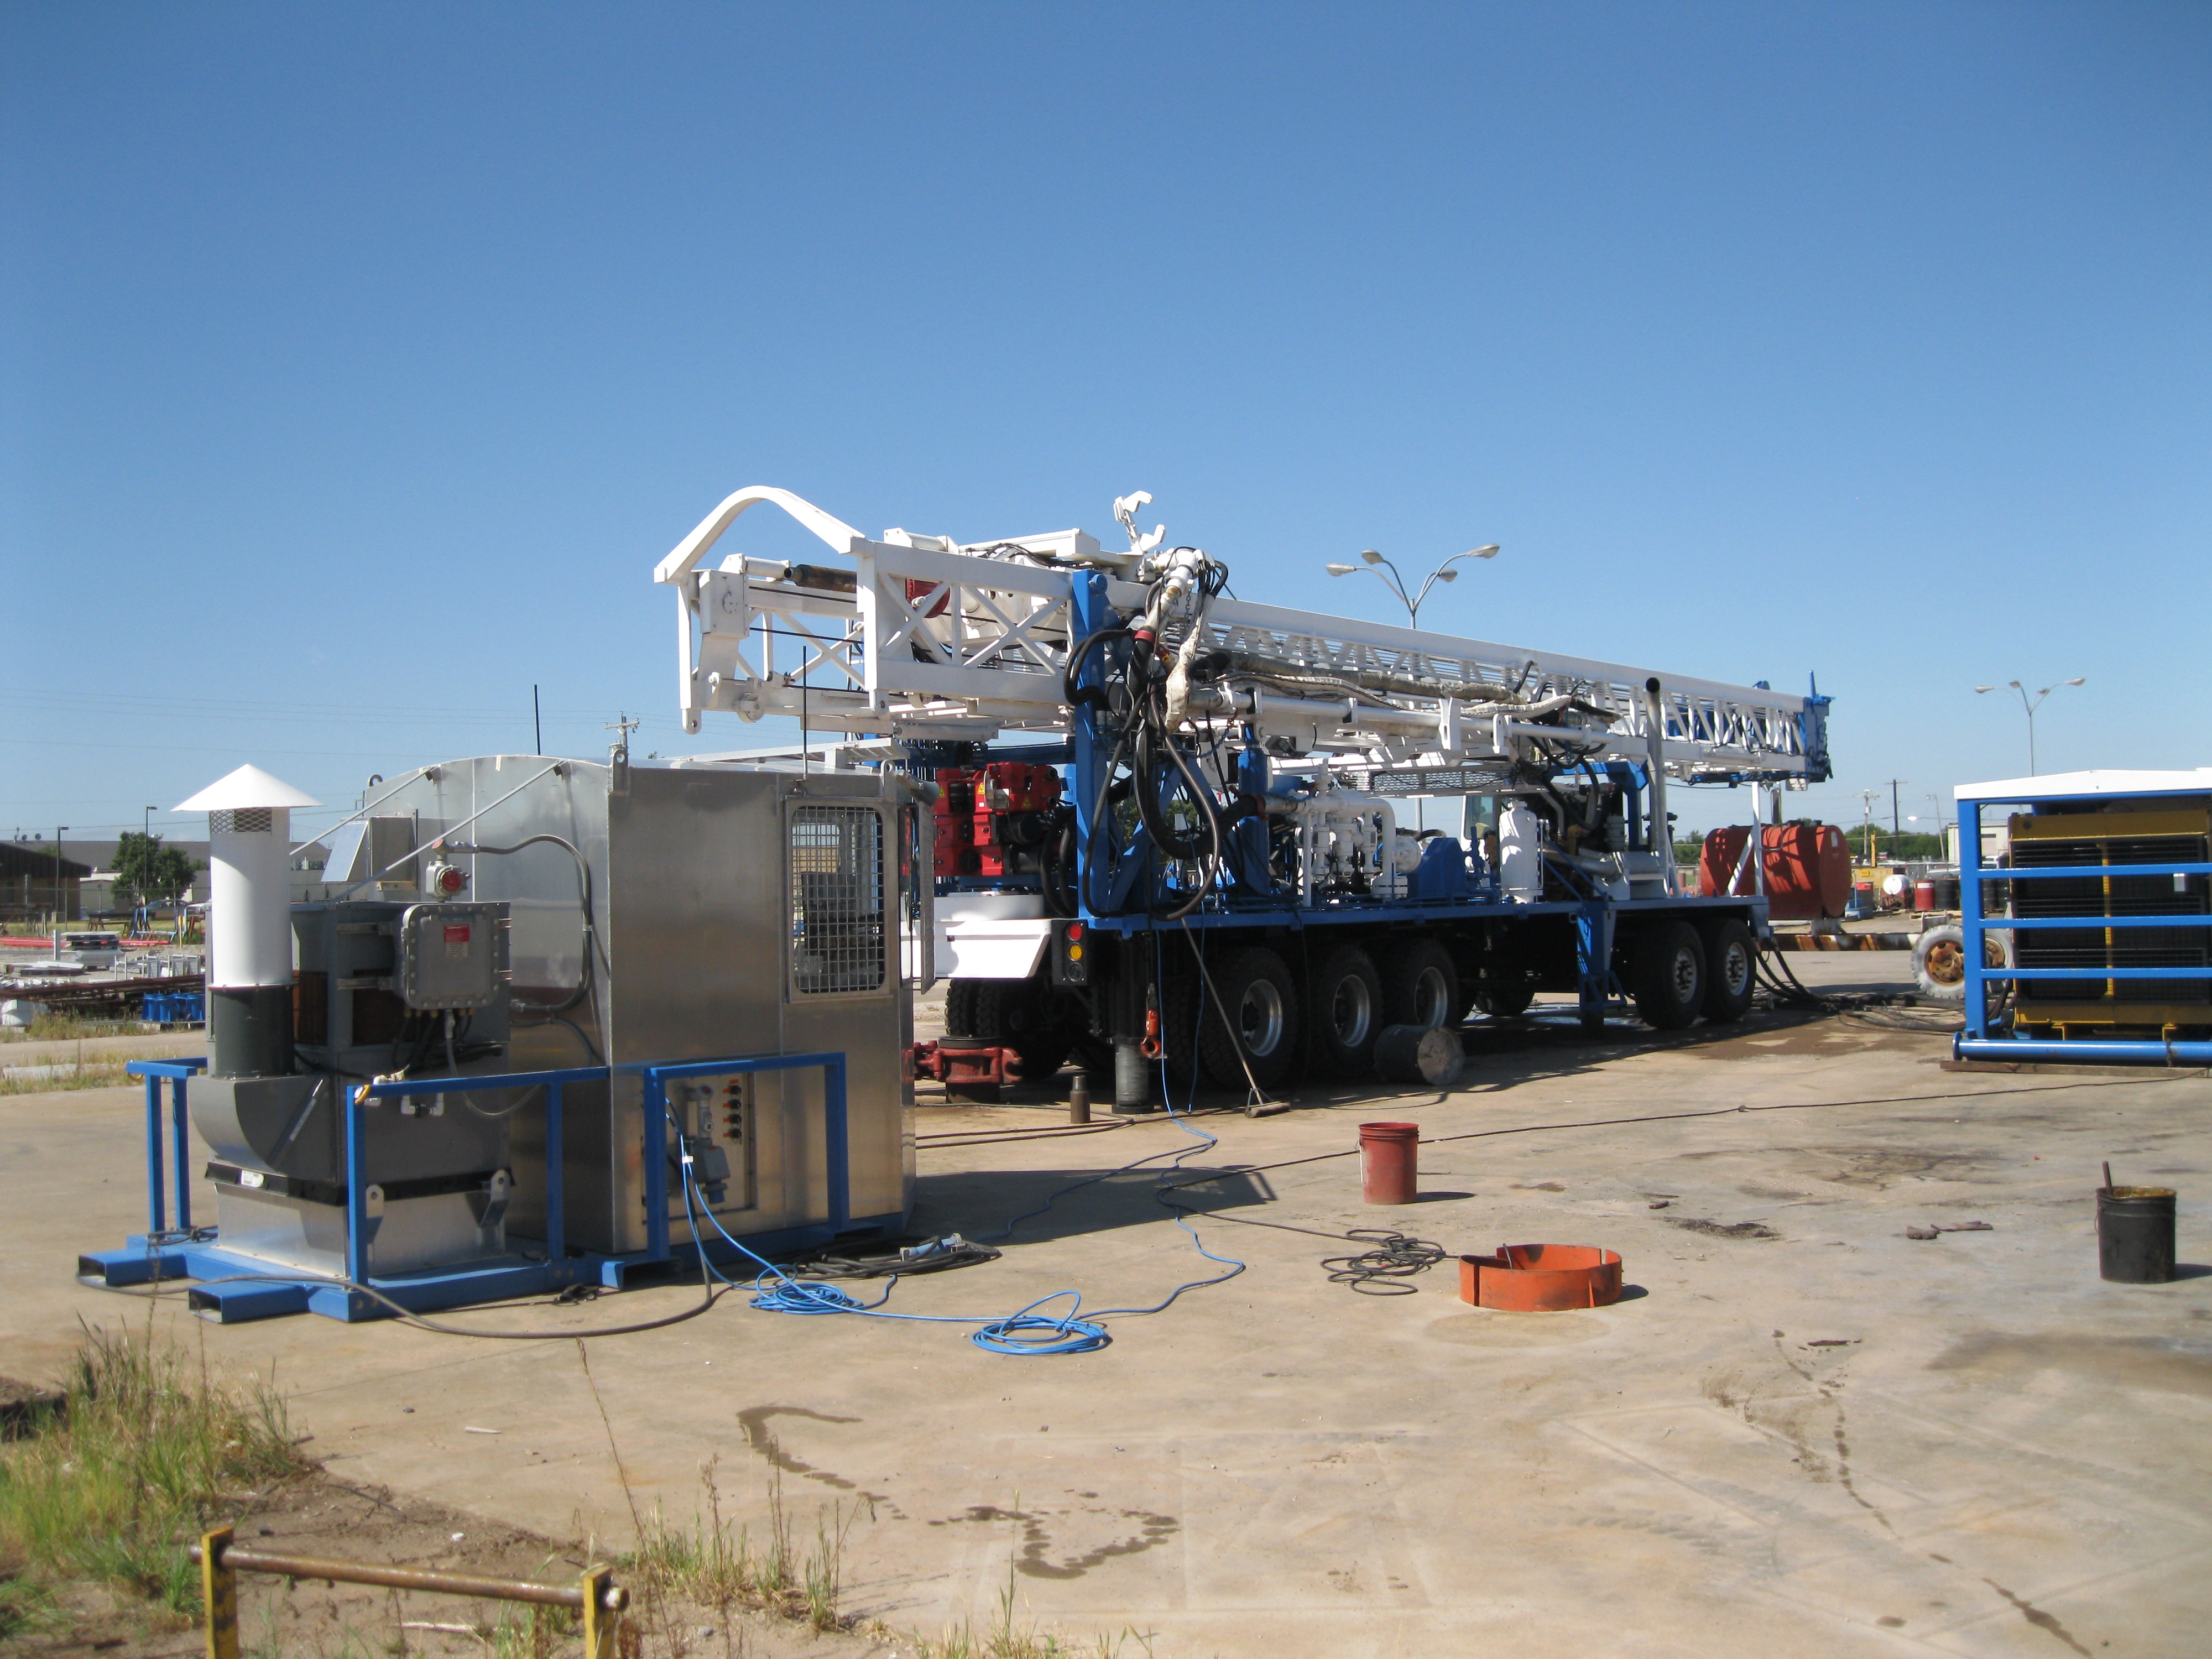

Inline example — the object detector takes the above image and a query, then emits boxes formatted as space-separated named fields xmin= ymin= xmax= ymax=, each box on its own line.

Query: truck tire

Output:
xmin=1475 ymin=984 xmax=1536 ymax=1018
xmin=1198 ymin=947 xmax=1301 ymax=1092
xmin=948 ymin=976 xmax=1071 ymax=1081
xmin=1631 ymin=922 xmax=1706 ymax=1031
xmin=1306 ymin=944 xmax=1383 ymax=1078
xmin=945 ymin=979 xmax=983 ymax=1040
xmin=1379 ymin=938 xmax=1459 ymax=1032
xmin=1700 ymin=919 xmax=1757 ymax=1024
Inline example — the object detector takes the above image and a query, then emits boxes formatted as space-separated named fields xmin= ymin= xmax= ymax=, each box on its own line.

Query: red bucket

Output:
xmin=1359 ymin=1121 xmax=1421 ymax=1205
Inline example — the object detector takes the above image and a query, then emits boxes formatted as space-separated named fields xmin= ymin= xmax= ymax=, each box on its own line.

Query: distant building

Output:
xmin=1 ymin=843 xmax=91 ymax=919
xmin=8 ymin=836 xmax=330 ymax=920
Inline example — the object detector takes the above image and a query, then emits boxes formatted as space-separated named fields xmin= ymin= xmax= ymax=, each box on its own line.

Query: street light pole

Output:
xmin=1326 ymin=544 xmax=1500 ymax=628
xmin=1974 ymin=677 xmax=2086 ymax=775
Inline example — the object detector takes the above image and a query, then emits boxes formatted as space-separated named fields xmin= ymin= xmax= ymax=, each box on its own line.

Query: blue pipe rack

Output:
xmin=78 ymin=1050 xmax=877 ymax=1323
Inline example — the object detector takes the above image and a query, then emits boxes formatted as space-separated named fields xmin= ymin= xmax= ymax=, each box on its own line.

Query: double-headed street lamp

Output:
xmin=1326 ymin=544 xmax=1500 ymax=628
xmin=1974 ymin=677 xmax=2085 ymax=775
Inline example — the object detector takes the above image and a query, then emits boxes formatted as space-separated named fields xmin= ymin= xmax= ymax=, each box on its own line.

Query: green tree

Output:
xmin=113 ymin=832 xmax=198 ymax=905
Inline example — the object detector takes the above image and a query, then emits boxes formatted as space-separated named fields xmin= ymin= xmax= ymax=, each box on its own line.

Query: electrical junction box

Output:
xmin=398 ymin=902 xmax=507 ymax=1010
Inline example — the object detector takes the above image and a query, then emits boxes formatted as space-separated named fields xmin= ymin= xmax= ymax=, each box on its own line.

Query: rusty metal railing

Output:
xmin=190 ymin=1526 xmax=627 ymax=1658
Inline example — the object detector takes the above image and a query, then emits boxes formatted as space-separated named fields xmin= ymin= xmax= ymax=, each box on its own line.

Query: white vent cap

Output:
xmin=175 ymin=764 xmax=324 ymax=812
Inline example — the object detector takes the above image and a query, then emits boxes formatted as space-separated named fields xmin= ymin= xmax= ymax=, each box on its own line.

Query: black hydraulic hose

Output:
xmin=1041 ymin=808 xmax=1078 ymax=917
xmin=1063 ymin=624 xmax=1132 ymax=708
xmin=1082 ymin=729 xmax=1134 ymax=916
xmin=1134 ymin=720 xmax=1207 ymax=860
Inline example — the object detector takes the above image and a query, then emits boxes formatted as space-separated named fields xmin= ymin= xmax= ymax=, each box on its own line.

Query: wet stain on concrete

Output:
xmin=734 ymin=1405 xmax=901 ymax=1514
xmin=1668 ymin=1217 xmax=1780 ymax=1240
xmin=1799 ymin=1147 xmax=1986 ymax=1188
xmin=1981 ymin=1575 xmax=2091 ymax=1656
xmin=1770 ymin=1331 xmax=1893 ymax=1534
xmin=930 ymin=1502 xmax=1180 ymax=1580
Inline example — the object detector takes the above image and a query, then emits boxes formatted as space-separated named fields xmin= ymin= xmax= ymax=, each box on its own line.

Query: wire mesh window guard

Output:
xmin=789 ymin=806 xmax=885 ymax=994
xmin=210 ymin=808 xmax=274 ymax=834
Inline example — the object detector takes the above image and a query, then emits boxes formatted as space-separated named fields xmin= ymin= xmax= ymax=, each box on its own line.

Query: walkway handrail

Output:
xmin=191 ymin=1526 xmax=625 ymax=1658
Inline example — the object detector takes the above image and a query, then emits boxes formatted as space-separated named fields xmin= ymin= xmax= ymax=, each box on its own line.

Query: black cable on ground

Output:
xmin=108 ymin=1266 xmax=729 ymax=1339
xmin=778 ymin=1239 xmax=1003 ymax=1280
xmin=1319 ymin=1231 xmax=1447 ymax=1295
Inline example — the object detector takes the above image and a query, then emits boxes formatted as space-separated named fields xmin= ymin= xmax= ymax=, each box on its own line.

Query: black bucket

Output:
xmin=2098 ymin=1185 xmax=2177 ymax=1284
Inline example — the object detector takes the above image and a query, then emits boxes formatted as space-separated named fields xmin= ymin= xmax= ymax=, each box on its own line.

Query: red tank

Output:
xmin=1698 ymin=824 xmax=1850 ymax=921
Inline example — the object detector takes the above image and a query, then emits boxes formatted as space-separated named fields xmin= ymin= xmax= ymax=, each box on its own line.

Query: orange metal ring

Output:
xmin=1459 ymin=1244 xmax=1623 ymax=1312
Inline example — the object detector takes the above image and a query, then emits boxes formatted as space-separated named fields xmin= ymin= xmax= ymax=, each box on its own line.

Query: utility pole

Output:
xmin=1854 ymin=791 xmax=1879 ymax=864
xmin=54 ymin=823 xmax=67 ymax=924
xmin=1887 ymin=779 xmax=1903 ymax=847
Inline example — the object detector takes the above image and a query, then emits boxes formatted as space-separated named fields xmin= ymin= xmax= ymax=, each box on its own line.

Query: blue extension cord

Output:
xmin=679 ymin=928 xmax=1244 ymax=1355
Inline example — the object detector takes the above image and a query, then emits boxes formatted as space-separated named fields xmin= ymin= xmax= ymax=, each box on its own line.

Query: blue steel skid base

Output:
xmin=1952 ymin=779 xmax=2212 ymax=1067
xmin=81 ymin=1053 xmax=884 ymax=1324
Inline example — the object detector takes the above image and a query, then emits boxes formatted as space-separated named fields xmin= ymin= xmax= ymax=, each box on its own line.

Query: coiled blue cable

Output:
xmin=677 ymin=1161 xmax=1110 ymax=1354
xmin=674 ymin=928 xmax=1243 ymax=1356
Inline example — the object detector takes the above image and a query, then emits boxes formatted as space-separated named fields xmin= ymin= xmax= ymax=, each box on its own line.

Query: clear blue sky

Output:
xmin=5 ymin=2 xmax=2207 ymax=850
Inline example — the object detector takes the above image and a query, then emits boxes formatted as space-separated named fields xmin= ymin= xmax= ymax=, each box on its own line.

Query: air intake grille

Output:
xmin=2012 ymin=811 xmax=2210 ymax=1014
xmin=789 ymin=806 xmax=885 ymax=995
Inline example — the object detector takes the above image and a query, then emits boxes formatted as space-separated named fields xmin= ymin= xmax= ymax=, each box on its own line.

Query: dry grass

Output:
xmin=624 ymin=1458 xmax=854 ymax=1639
xmin=0 ymin=1323 xmax=307 ymax=1631
xmin=0 ymin=1009 xmax=144 ymax=1042
xmin=0 ymin=1058 xmax=137 ymax=1094
xmin=896 ymin=1510 xmax=1152 ymax=1659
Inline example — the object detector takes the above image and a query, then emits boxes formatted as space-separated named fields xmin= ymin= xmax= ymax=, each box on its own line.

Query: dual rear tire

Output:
xmin=1211 ymin=936 xmax=1468 ymax=1089
xmin=1629 ymin=917 xmax=1757 ymax=1030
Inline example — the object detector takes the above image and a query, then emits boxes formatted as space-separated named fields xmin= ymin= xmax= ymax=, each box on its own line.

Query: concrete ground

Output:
xmin=4 ymin=953 xmax=2209 ymax=1658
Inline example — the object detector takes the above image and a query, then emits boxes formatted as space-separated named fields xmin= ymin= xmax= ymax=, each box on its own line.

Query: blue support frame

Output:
xmin=79 ymin=1050 xmax=878 ymax=1323
xmin=1955 ymin=789 xmax=2212 ymax=1066
xmin=131 ymin=1058 xmax=206 ymax=1239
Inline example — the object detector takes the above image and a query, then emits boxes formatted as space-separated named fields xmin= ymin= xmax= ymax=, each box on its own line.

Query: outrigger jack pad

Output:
xmin=1459 ymin=1244 xmax=1623 ymax=1312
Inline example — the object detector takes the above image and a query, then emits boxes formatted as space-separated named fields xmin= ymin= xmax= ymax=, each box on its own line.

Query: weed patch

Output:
xmin=0 ymin=1324 xmax=307 ymax=1621
xmin=624 ymin=1458 xmax=854 ymax=1637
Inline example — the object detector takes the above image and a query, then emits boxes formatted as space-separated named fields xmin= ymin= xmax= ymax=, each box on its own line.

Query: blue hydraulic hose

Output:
xmin=675 ymin=927 xmax=1246 ymax=1353
xmin=677 ymin=1160 xmax=1110 ymax=1354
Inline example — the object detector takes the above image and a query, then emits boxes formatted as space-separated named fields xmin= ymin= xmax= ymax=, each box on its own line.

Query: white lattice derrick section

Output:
xmin=658 ymin=487 xmax=1815 ymax=771
xmin=857 ymin=540 xmax=1076 ymax=708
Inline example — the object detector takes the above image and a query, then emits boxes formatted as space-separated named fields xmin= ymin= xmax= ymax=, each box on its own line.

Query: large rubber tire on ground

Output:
xmin=945 ymin=976 xmax=1071 ymax=1081
xmin=1631 ymin=921 xmax=1707 ymax=1031
xmin=1306 ymin=944 xmax=1383 ymax=1078
xmin=1915 ymin=924 xmax=2010 ymax=1022
xmin=1379 ymin=937 xmax=1460 ymax=1032
xmin=1700 ymin=919 xmax=1757 ymax=1024
xmin=1197 ymin=947 xmax=1302 ymax=1093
